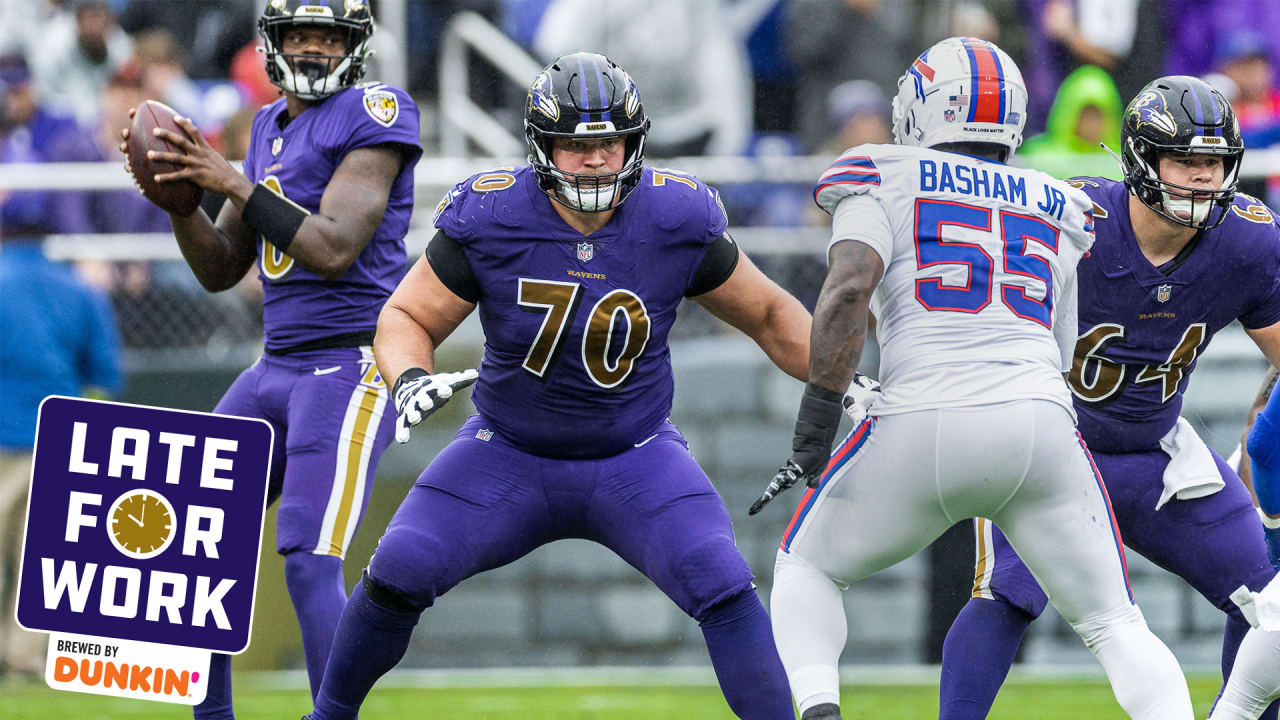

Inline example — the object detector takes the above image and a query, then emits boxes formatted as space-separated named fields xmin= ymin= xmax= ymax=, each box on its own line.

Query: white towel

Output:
xmin=1232 ymin=578 xmax=1280 ymax=631
xmin=1155 ymin=416 xmax=1225 ymax=511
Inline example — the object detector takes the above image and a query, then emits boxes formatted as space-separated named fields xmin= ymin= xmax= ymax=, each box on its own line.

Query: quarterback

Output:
xmin=939 ymin=76 xmax=1280 ymax=720
xmin=122 ymin=1 xmax=421 ymax=717
xmin=754 ymin=38 xmax=1193 ymax=719
xmin=302 ymin=53 xmax=811 ymax=720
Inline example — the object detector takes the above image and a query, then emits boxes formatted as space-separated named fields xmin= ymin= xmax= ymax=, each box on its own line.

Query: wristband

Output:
xmin=242 ymin=181 xmax=309 ymax=255
xmin=793 ymin=383 xmax=845 ymax=456
xmin=392 ymin=367 xmax=430 ymax=402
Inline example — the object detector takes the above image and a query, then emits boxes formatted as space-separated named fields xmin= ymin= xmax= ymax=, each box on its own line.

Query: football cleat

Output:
xmin=801 ymin=703 xmax=843 ymax=720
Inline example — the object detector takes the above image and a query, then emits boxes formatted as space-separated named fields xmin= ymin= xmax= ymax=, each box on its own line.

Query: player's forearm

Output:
xmin=374 ymin=302 xmax=439 ymax=384
xmin=276 ymin=215 xmax=372 ymax=281
xmin=809 ymin=242 xmax=883 ymax=394
xmin=754 ymin=295 xmax=812 ymax=382
xmin=169 ymin=209 xmax=255 ymax=292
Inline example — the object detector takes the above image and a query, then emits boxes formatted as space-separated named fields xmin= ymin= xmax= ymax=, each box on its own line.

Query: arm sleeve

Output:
xmin=1248 ymin=386 xmax=1280 ymax=513
xmin=425 ymin=230 xmax=480 ymax=303
xmin=829 ymin=193 xmax=892 ymax=268
xmin=685 ymin=234 xmax=740 ymax=297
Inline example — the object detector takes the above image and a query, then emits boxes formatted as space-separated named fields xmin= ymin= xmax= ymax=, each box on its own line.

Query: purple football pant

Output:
xmin=369 ymin=414 xmax=753 ymax=617
xmin=311 ymin=415 xmax=793 ymax=719
xmin=194 ymin=347 xmax=394 ymax=719
xmin=941 ymin=444 xmax=1276 ymax=720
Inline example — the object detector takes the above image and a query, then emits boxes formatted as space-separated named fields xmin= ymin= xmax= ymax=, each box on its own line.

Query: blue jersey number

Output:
xmin=914 ymin=199 xmax=1060 ymax=327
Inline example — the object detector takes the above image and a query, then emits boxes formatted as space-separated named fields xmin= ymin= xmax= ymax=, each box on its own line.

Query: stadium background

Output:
xmin=2 ymin=0 xmax=1279 ymax=712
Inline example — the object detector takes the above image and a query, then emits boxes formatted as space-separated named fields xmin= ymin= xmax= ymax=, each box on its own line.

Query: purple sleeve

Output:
xmin=1243 ymin=274 xmax=1280 ymax=330
xmin=1241 ymin=222 xmax=1280 ymax=330
xmin=333 ymin=84 xmax=422 ymax=166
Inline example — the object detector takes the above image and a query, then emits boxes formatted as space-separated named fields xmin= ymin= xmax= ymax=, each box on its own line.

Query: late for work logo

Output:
xmin=16 ymin=397 xmax=273 ymax=703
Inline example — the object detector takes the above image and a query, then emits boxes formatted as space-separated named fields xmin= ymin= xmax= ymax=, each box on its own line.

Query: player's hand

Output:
xmin=149 ymin=115 xmax=253 ymax=199
xmin=750 ymin=459 xmax=807 ymax=515
xmin=749 ymin=383 xmax=846 ymax=515
xmin=842 ymin=372 xmax=881 ymax=424
xmin=392 ymin=367 xmax=479 ymax=444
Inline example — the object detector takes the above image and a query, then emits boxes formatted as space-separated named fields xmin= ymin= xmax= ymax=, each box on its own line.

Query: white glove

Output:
xmin=842 ymin=373 xmax=881 ymax=424
xmin=392 ymin=367 xmax=479 ymax=443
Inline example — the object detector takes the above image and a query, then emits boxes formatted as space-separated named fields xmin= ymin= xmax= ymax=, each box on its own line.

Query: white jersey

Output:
xmin=816 ymin=143 xmax=1096 ymax=417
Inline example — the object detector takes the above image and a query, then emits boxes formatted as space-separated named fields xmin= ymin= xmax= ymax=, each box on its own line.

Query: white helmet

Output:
xmin=891 ymin=37 xmax=1027 ymax=161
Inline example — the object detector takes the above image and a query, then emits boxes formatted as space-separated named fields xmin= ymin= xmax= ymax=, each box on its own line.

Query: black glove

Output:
xmin=749 ymin=383 xmax=845 ymax=515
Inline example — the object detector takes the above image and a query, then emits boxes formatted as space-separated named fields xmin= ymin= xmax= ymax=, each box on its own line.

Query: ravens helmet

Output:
xmin=1120 ymin=76 xmax=1244 ymax=229
xmin=259 ymin=0 xmax=374 ymax=101
xmin=524 ymin=52 xmax=650 ymax=213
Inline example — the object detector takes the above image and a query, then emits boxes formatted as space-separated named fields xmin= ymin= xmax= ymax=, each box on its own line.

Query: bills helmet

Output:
xmin=259 ymin=0 xmax=374 ymax=101
xmin=1120 ymin=76 xmax=1243 ymax=229
xmin=525 ymin=52 xmax=650 ymax=213
xmin=892 ymin=37 xmax=1027 ymax=162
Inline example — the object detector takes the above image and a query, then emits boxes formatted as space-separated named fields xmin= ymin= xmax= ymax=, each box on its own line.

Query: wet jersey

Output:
xmin=242 ymin=82 xmax=422 ymax=350
xmin=1066 ymin=177 xmax=1280 ymax=453
xmin=432 ymin=165 xmax=729 ymax=458
xmin=815 ymin=143 xmax=1096 ymax=416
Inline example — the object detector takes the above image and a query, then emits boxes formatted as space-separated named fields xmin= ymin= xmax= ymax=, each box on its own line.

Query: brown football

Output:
xmin=126 ymin=100 xmax=203 ymax=216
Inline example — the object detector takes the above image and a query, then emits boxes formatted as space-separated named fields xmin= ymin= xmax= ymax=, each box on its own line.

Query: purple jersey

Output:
xmin=242 ymin=83 xmax=422 ymax=350
xmin=433 ymin=165 xmax=728 ymax=458
xmin=1067 ymin=178 xmax=1280 ymax=452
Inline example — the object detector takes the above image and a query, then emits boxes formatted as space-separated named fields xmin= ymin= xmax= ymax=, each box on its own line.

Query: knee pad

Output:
xmin=675 ymin=538 xmax=754 ymax=620
xmin=1071 ymin=602 xmax=1147 ymax=650
xmin=362 ymin=570 xmax=426 ymax=614
xmin=698 ymin=587 xmax=763 ymax=628
xmin=365 ymin=526 xmax=464 ymax=611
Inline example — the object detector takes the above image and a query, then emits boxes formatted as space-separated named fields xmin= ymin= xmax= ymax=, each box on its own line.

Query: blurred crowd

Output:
xmin=1 ymin=0 xmax=1278 ymax=352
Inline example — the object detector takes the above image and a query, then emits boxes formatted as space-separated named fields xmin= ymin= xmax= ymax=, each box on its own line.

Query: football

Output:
xmin=125 ymin=100 xmax=203 ymax=216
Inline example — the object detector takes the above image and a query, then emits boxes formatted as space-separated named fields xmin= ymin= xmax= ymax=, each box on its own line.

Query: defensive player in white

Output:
xmin=749 ymin=37 xmax=1192 ymax=720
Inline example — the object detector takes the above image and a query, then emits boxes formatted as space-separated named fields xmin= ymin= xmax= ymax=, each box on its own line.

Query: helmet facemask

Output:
xmin=527 ymin=125 xmax=648 ymax=212
xmin=1123 ymin=135 xmax=1242 ymax=230
xmin=259 ymin=10 xmax=372 ymax=101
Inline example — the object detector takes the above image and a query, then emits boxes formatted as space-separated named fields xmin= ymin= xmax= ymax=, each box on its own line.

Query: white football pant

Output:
xmin=770 ymin=399 xmax=1191 ymax=719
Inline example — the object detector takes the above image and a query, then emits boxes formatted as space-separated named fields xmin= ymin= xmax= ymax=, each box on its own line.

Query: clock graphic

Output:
xmin=108 ymin=489 xmax=177 ymax=560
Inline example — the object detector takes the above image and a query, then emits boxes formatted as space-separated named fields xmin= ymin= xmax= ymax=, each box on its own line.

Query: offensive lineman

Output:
xmin=751 ymin=38 xmax=1193 ymax=719
xmin=122 ymin=2 xmax=422 ymax=717
xmin=938 ymin=76 xmax=1280 ymax=720
xmin=302 ymin=53 xmax=811 ymax=720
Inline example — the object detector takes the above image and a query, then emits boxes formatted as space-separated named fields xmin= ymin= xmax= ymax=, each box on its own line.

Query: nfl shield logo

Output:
xmin=1156 ymin=283 xmax=1172 ymax=303
xmin=577 ymin=242 xmax=593 ymax=262
xmin=271 ymin=137 xmax=283 ymax=156
xmin=475 ymin=429 xmax=493 ymax=442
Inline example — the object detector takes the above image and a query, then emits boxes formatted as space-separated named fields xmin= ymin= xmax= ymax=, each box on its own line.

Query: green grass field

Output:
xmin=0 ymin=672 xmax=1227 ymax=719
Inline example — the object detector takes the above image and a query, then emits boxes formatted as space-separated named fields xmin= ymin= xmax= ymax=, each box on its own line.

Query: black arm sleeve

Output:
xmin=686 ymin=233 xmax=741 ymax=297
xmin=425 ymin=230 xmax=481 ymax=303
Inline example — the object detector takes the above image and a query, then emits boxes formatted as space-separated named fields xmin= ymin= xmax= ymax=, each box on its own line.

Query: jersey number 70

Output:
xmin=913 ymin=199 xmax=1061 ymax=328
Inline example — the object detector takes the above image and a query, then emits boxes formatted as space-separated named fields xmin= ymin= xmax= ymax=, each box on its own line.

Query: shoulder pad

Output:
xmin=433 ymin=167 xmax=524 ymax=239
xmin=1227 ymin=192 xmax=1279 ymax=228
xmin=644 ymin=167 xmax=723 ymax=234
xmin=814 ymin=143 xmax=886 ymax=215
xmin=340 ymin=83 xmax=415 ymax=128
xmin=1063 ymin=176 xmax=1120 ymax=222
